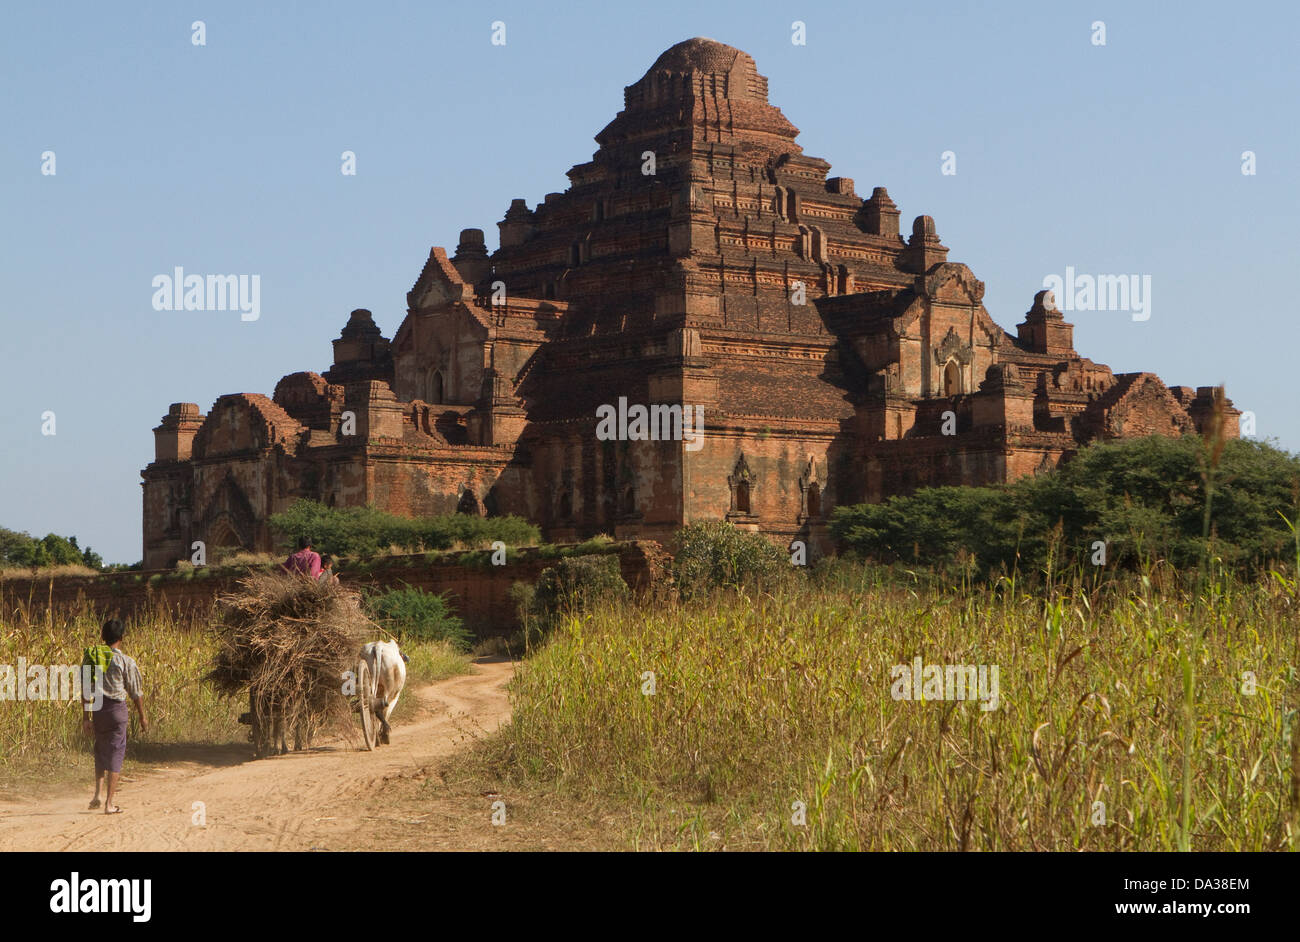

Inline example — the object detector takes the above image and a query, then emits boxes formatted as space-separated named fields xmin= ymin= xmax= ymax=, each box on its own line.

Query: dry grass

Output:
xmin=206 ymin=572 xmax=378 ymax=749
xmin=207 ymin=551 xmax=280 ymax=569
xmin=0 ymin=564 xmax=100 ymax=580
xmin=404 ymin=639 xmax=473 ymax=686
xmin=0 ymin=583 xmax=471 ymax=790
xmin=479 ymin=564 xmax=1299 ymax=851
xmin=0 ymin=602 xmax=240 ymax=791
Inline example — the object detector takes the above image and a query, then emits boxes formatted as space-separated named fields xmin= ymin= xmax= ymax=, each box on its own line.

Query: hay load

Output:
xmin=206 ymin=571 xmax=374 ymax=756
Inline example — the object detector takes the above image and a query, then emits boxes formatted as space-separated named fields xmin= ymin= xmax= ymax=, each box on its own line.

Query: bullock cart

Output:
xmin=207 ymin=571 xmax=379 ymax=757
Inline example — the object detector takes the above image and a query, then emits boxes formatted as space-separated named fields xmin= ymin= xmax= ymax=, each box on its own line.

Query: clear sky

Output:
xmin=2 ymin=0 xmax=1296 ymax=565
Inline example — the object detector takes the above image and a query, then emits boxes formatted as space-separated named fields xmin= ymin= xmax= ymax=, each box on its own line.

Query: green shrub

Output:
xmin=571 ymin=534 xmax=616 ymax=556
xmin=507 ymin=580 xmax=538 ymax=643
xmin=456 ymin=547 xmax=513 ymax=569
xmin=507 ymin=580 xmax=536 ymax=620
xmin=268 ymin=500 xmax=540 ymax=558
xmin=533 ymin=555 xmax=627 ymax=621
xmin=364 ymin=585 xmax=473 ymax=651
xmin=671 ymin=520 xmax=790 ymax=601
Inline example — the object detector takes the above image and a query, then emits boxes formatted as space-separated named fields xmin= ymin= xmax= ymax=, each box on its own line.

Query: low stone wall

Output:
xmin=0 ymin=541 xmax=669 ymax=638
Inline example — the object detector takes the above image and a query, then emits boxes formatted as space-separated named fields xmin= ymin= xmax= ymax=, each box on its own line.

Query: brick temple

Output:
xmin=141 ymin=38 xmax=1236 ymax=568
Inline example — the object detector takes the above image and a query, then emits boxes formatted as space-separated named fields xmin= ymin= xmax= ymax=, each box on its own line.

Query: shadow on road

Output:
xmin=129 ymin=740 xmax=251 ymax=768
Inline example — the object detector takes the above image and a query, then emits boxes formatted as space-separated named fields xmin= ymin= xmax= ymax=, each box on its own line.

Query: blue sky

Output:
xmin=1 ymin=0 xmax=1296 ymax=564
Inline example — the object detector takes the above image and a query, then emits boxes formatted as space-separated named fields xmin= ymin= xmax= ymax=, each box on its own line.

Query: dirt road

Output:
xmin=0 ymin=659 xmax=513 ymax=852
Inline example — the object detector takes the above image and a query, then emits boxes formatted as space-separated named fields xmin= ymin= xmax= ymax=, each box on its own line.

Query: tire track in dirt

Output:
xmin=0 ymin=658 xmax=513 ymax=852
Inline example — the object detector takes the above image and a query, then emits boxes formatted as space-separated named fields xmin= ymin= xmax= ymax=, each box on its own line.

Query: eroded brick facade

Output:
xmin=141 ymin=38 xmax=1237 ymax=568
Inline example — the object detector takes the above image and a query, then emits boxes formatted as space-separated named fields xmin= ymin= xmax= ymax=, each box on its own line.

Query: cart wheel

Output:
xmin=357 ymin=659 xmax=376 ymax=751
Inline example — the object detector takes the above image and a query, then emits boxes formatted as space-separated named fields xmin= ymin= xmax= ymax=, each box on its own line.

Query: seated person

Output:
xmin=282 ymin=536 xmax=321 ymax=579
xmin=318 ymin=554 xmax=340 ymax=585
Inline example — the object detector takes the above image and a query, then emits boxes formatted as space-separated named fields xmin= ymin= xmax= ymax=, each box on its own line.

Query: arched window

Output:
xmin=806 ymin=483 xmax=821 ymax=519
xmin=428 ymin=369 xmax=445 ymax=404
xmin=456 ymin=489 xmax=480 ymax=516
xmin=943 ymin=359 xmax=961 ymax=396
xmin=727 ymin=454 xmax=756 ymax=519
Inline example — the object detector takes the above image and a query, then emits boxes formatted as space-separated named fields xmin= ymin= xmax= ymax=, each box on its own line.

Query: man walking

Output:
xmin=82 ymin=618 xmax=148 ymax=815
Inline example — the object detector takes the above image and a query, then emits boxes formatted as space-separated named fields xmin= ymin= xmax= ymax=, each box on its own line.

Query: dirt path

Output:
xmin=0 ymin=659 xmax=513 ymax=852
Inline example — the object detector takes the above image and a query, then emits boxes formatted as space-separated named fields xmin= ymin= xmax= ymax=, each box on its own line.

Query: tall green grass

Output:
xmin=488 ymin=564 xmax=1299 ymax=850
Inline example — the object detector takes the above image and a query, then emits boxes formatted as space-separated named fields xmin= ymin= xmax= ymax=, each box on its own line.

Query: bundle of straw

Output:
xmin=206 ymin=571 xmax=376 ymax=749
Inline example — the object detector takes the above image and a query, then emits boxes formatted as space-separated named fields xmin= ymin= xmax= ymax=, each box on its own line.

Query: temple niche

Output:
xmin=141 ymin=38 xmax=1237 ymax=568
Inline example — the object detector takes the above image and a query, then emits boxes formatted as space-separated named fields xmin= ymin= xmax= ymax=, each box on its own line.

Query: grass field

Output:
xmin=5 ymin=559 xmax=1296 ymax=852
xmin=473 ymin=562 xmax=1299 ymax=851
xmin=0 ymin=602 xmax=469 ymax=792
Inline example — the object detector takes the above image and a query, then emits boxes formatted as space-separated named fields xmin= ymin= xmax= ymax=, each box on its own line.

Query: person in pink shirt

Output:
xmin=282 ymin=536 xmax=322 ymax=579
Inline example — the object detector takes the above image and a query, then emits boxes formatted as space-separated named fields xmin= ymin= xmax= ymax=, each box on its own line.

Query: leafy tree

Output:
xmin=39 ymin=534 xmax=83 ymax=566
xmin=0 ymin=528 xmax=102 ymax=570
xmin=0 ymin=527 xmax=34 ymax=565
xmin=831 ymin=435 xmax=1300 ymax=576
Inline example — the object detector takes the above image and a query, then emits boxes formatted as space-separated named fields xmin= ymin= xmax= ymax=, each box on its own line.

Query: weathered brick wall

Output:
xmin=0 ymin=541 xmax=666 ymax=639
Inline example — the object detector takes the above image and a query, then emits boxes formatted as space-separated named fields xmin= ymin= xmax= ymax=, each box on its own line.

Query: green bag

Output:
xmin=81 ymin=644 xmax=113 ymax=699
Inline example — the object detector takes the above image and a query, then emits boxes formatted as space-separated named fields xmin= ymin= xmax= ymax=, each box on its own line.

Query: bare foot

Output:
xmin=88 ymin=798 xmax=101 ymax=810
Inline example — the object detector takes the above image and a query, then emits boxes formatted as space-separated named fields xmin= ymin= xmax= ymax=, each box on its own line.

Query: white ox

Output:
xmin=360 ymin=640 xmax=407 ymax=745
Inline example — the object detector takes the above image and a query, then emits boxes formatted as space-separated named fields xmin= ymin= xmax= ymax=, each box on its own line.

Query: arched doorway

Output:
xmin=943 ymin=359 xmax=961 ymax=396
xmin=205 ymin=515 xmax=246 ymax=558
